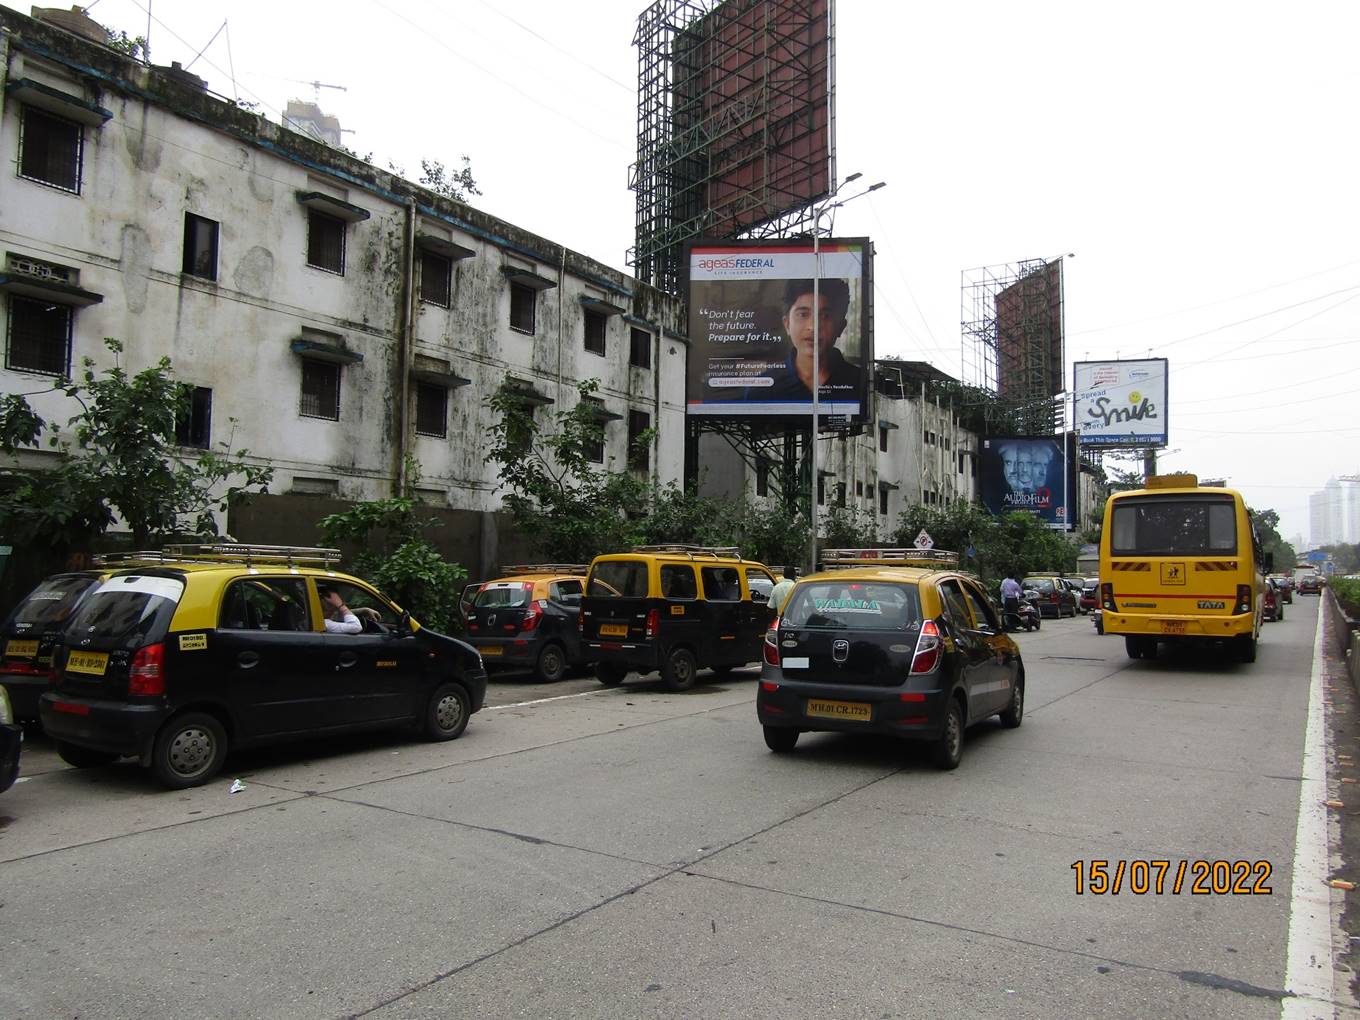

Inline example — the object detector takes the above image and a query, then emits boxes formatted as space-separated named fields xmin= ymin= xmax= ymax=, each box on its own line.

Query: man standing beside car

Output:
xmin=770 ymin=566 xmax=798 ymax=615
xmin=1000 ymin=573 xmax=1023 ymax=631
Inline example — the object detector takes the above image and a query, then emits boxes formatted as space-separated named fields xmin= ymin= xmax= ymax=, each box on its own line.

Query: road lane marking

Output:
xmin=487 ymin=689 xmax=613 ymax=711
xmin=1280 ymin=602 xmax=1336 ymax=1020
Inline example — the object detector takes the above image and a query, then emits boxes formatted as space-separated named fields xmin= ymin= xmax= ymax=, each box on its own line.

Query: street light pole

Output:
xmin=807 ymin=176 xmax=885 ymax=575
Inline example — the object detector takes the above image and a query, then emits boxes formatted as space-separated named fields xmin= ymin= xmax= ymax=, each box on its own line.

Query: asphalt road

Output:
xmin=0 ymin=601 xmax=1336 ymax=1019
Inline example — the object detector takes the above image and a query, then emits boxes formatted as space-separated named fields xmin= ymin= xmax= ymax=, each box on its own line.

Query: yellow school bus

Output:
xmin=1099 ymin=474 xmax=1265 ymax=663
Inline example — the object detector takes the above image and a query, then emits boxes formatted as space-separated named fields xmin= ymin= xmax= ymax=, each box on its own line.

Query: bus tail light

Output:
xmin=763 ymin=617 xmax=781 ymax=667
xmin=1101 ymin=583 xmax=1115 ymax=611
xmin=910 ymin=620 xmax=943 ymax=674
xmin=1235 ymin=585 xmax=1252 ymax=615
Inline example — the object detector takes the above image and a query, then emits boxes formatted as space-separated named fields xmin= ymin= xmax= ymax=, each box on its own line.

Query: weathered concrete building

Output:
xmin=0 ymin=5 xmax=685 ymax=574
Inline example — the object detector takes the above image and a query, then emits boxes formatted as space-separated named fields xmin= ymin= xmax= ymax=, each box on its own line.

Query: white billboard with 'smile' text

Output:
xmin=1073 ymin=358 xmax=1168 ymax=447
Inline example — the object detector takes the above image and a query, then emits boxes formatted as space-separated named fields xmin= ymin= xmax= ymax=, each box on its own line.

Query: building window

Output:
xmin=414 ymin=381 xmax=448 ymax=438
xmin=817 ymin=475 xmax=826 ymax=506
xmin=299 ymin=359 xmax=341 ymax=419
xmin=627 ymin=409 xmax=650 ymax=471
xmin=509 ymin=282 xmax=536 ymax=334
xmin=855 ymin=481 xmax=864 ymax=498
xmin=756 ymin=458 xmax=770 ymax=497
xmin=879 ymin=486 xmax=889 ymax=516
xmin=584 ymin=309 xmax=607 ymax=356
xmin=879 ymin=425 xmax=889 ymax=452
xmin=18 ymin=107 xmax=83 ymax=193
xmin=306 ymin=209 xmax=346 ymax=274
xmin=836 ymin=482 xmax=847 ymax=507
xmin=630 ymin=327 xmax=651 ymax=369
xmin=182 ymin=213 xmax=219 ymax=281
xmin=958 ymin=452 xmax=966 ymax=474
xmin=420 ymin=251 xmax=452 ymax=307
xmin=581 ymin=398 xmax=607 ymax=463
xmin=175 ymin=386 xmax=213 ymax=448
xmin=6 ymin=296 xmax=72 ymax=375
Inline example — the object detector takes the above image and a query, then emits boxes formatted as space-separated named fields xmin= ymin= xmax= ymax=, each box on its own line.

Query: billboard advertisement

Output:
xmin=996 ymin=260 xmax=1064 ymax=401
xmin=1073 ymin=358 xmax=1169 ymax=447
xmin=979 ymin=434 xmax=1078 ymax=530
xmin=685 ymin=238 xmax=871 ymax=421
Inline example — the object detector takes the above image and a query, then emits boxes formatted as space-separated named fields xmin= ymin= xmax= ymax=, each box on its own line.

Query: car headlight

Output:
xmin=0 ymin=687 xmax=12 ymax=726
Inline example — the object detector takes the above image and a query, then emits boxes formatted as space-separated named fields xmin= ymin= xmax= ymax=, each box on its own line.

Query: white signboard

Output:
xmin=1072 ymin=358 xmax=1168 ymax=447
xmin=914 ymin=529 xmax=934 ymax=550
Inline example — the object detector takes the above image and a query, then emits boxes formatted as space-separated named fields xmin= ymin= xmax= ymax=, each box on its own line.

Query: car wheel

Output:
xmin=763 ymin=725 xmax=798 ymax=752
xmin=56 ymin=741 xmax=119 ymax=770
xmin=534 ymin=643 xmax=567 ymax=684
xmin=596 ymin=663 xmax=628 ymax=687
xmin=999 ymin=673 xmax=1024 ymax=729
xmin=151 ymin=712 xmax=227 ymax=789
xmin=1033 ymin=616 xmax=1041 ymax=631
xmin=1237 ymin=636 xmax=1258 ymax=664
xmin=932 ymin=697 xmax=964 ymax=770
xmin=661 ymin=647 xmax=698 ymax=692
xmin=1278 ymin=605 xmax=1284 ymax=621
xmin=424 ymin=682 xmax=470 ymax=741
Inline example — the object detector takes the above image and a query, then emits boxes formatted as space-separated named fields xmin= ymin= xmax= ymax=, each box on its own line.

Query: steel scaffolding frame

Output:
xmin=960 ymin=259 xmax=1063 ymax=435
xmin=629 ymin=0 xmax=832 ymax=294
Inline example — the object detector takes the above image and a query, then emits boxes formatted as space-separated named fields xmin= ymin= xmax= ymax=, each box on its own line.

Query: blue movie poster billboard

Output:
xmin=979 ymin=435 xmax=1077 ymax=530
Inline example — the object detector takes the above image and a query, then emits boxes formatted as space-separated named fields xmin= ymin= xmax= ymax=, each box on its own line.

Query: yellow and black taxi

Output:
xmin=38 ymin=544 xmax=487 ymax=789
xmin=1 ymin=554 xmax=173 ymax=723
xmin=464 ymin=564 xmax=589 ymax=682
xmin=579 ymin=545 xmax=777 ymax=691
xmin=757 ymin=549 xmax=1025 ymax=770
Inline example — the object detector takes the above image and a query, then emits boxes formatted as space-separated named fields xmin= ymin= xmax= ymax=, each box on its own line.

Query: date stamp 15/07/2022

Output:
xmin=1071 ymin=859 xmax=1273 ymax=896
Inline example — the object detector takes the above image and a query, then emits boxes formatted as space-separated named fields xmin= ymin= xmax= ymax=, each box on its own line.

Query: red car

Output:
xmin=1263 ymin=579 xmax=1284 ymax=622
xmin=1078 ymin=578 xmax=1100 ymax=614
xmin=1298 ymin=575 xmax=1324 ymax=595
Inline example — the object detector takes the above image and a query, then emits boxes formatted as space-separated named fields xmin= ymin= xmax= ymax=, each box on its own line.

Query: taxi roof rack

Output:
xmin=631 ymin=544 xmax=743 ymax=560
xmin=498 ymin=563 xmax=589 ymax=576
xmin=92 ymin=550 xmax=177 ymax=565
xmin=819 ymin=547 xmax=960 ymax=570
xmin=155 ymin=543 xmax=344 ymax=567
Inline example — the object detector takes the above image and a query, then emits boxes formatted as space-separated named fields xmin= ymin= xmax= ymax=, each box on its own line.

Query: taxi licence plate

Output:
xmin=599 ymin=623 xmax=629 ymax=637
xmin=5 ymin=639 xmax=39 ymax=659
xmin=480 ymin=645 xmax=503 ymax=656
xmin=66 ymin=650 xmax=109 ymax=676
xmin=1159 ymin=620 xmax=1187 ymax=634
xmin=806 ymin=698 xmax=871 ymax=722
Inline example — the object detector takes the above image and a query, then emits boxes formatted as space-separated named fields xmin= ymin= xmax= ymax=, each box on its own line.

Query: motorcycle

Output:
xmin=1000 ymin=591 xmax=1042 ymax=632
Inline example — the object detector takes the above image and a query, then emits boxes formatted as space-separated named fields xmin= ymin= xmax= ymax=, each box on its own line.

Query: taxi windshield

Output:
xmin=782 ymin=581 xmax=921 ymax=631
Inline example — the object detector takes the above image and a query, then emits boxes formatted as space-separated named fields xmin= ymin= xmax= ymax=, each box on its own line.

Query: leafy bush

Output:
xmin=1331 ymin=577 xmax=1360 ymax=618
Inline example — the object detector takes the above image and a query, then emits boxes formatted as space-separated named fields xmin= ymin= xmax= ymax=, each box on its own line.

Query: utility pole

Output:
xmin=1143 ymin=447 xmax=1157 ymax=481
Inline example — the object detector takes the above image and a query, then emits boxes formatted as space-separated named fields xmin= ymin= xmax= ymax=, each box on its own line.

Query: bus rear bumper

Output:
xmin=1102 ymin=612 xmax=1255 ymax=639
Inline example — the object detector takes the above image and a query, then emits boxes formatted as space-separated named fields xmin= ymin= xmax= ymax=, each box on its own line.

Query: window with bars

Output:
xmin=879 ymin=425 xmax=889 ymax=452
xmin=420 ymin=251 xmax=452 ymax=307
xmin=306 ymin=209 xmax=345 ymax=274
xmin=509 ymin=282 xmax=536 ymax=333
xmin=6 ymin=295 xmax=72 ymax=375
xmin=627 ymin=409 xmax=650 ymax=471
xmin=174 ymin=386 xmax=213 ymax=448
xmin=182 ymin=213 xmax=219 ymax=281
xmin=584 ymin=309 xmax=607 ymax=356
xmin=414 ymin=381 xmax=448 ymax=437
xmin=629 ymin=327 xmax=651 ymax=368
xmin=19 ymin=107 xmax=82 ymax=193
xmin=879 ymin=486 xmax=889 ymax=515
xmin=299 ymin=360 xmax=341 ymax=419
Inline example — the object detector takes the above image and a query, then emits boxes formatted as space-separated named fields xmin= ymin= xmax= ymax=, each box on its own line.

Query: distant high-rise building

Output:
xmin=1310 ymin=475 xmax=1360 ymax=547
xmin=282 ymin=101 xmax=342 ymax=147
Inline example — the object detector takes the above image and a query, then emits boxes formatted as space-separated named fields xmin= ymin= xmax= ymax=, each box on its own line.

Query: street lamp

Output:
xmin=808 ymin=175 xmax=887 ymax=575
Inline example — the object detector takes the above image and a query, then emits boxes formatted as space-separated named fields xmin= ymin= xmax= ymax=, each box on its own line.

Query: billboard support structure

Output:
xmin=961 ymin=258 xmax=1066 ymax=435
xmin=630 ymin=0 xmax=835 ymax=295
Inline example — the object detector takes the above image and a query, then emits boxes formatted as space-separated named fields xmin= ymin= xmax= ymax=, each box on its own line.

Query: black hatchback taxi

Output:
xmin=39 ymin=545 xmax=487 ymax=789
xmin=757 ymin=550 xmax=1025 ymax=769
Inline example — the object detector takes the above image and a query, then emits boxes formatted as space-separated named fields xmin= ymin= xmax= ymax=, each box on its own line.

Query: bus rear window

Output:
xmin=1110 ymin=496 xmax=1237 ymax=556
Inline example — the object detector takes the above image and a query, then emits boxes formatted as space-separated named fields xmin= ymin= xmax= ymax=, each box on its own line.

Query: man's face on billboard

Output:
xmin=784 ymin=291 xmax=846 ymax=358
xmin=1001 ymin=444 xmax=1054 ymax=490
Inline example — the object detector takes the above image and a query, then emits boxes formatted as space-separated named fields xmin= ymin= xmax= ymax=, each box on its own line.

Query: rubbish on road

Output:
xmin=228 ymin=779 xmax=246 ymax=794
xmin=1328 ymin=879 xmax=1356 ymax=890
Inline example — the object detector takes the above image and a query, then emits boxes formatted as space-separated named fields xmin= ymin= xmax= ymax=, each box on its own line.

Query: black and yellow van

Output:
xmin=579 ymin=545 xmax=777 ymax=691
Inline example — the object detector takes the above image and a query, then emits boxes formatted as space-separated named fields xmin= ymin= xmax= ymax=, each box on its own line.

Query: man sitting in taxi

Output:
xmin=319 ymin=584 xmax=362 ymax=634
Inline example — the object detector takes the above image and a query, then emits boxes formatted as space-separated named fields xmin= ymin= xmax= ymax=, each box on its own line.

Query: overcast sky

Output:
xmin=80 ymin=0 xmax=1360 ymax=545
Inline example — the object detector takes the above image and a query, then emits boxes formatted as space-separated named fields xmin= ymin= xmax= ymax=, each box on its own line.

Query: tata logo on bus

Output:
xmin=1197 ymin=600 xmax=1226 ymax=610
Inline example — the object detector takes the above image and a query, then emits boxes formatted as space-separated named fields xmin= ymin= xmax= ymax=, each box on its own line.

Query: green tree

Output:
xmin=486 ymin=377 xmax=650 ymax=562
xmin=0 ymin=339 xmax=272 ymax=553
xmin=419 ymin=157 xmax=482 ymax=203
xmin=1249 ymin=507 xmax=1296 ymax=573
xmin=892 ymin=501 xmax=1076 ymax=586
xmin=319 ymin=463 xmax=467 ymax=632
